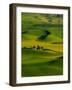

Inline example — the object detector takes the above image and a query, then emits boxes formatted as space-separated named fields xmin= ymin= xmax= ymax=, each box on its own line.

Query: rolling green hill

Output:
xmin=21 ymin=13 xmax=63 ymax=77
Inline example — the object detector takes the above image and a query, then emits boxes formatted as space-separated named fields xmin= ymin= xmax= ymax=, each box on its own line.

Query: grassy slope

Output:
xmin=22 ymin=48 xmax=63 ymax=76
xmin=22 ymin=59 xmax=63 ymax=77
xmin=21 ymin=13 xmax=63 ymax=77
xmin=22 ymin=48 xmax=62 ymax=64
xmin=22 ymin=13 xmax=63 ymax=38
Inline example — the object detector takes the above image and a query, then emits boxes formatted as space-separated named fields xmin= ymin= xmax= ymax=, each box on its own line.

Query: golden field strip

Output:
xmin=22 ymin=40 xmax=63 ymax=52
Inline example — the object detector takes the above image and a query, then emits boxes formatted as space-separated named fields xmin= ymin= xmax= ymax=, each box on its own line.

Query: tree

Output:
xmin=37 ymin=45 xmax=40 ymax=50
xmin=33 ymin=46 xmax=36 ymax=50
xmin=44 ymin=30 xmax=51 ymax=35
xmin=41 ymin=46 xmax=43 ymax=50
xmin=38 ymin=30 xmax=51 ymax=40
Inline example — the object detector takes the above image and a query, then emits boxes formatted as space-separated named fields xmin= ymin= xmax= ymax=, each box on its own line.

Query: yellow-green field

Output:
xmin=22 ymin=40 xmax=63 ymax=52
xmin=21 ymin=13 xmax=63 ymax=77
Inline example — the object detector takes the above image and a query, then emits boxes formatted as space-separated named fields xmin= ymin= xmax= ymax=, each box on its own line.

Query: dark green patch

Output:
xmin=22 ymin=58 xmax=63 ymax=77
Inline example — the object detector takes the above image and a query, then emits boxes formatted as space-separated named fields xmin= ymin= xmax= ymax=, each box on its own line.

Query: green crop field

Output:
xmin=21 ymin=13 xmax=63 ymax=77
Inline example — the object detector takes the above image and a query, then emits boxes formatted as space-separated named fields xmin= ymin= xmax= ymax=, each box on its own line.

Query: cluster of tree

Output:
xmin=33 ymin=45 xmax=43 ymax=50
xmin=38 ymin=30 xmax=51 ymax=40
xmin=24 ymin=45 xmax=44 ymax=50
